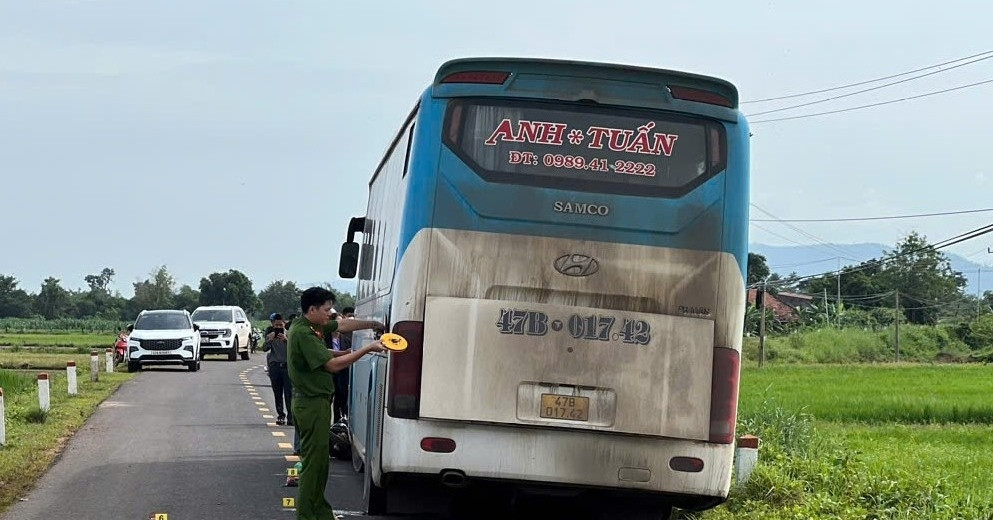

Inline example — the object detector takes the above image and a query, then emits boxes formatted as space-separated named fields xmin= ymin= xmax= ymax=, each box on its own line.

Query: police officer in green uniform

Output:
xmin=288 ymin=287 xmax=386 ymax=520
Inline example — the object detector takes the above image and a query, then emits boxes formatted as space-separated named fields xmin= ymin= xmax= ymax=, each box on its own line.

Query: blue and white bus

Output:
xmin=338 ymin=57 xmax=749 ymax=519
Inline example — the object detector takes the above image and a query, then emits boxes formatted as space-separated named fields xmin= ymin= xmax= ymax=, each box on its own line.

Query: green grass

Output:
xmin=820 ymin=422 xmax=993 ymax=503
xmin=0 ymin=333 xmax=114 ymax=349
xmin=678 ymin=364 xmax=993 ymax=519
xmin=0 ymin=368 xmax=134 ymax=514
xmin=0 ymin=369 xmax=34 ymax=394
xmin=742 ymin=325 xmax=972 ymax=364
xmin=739 ymin=364 xmax=993 ymax=423
xmin=0 ymin=352 xmax=107 ymax=371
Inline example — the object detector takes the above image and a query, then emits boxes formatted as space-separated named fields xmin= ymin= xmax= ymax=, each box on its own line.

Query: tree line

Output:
xmin=747 ymin=231 xmax=993 ymax=327
xmin=0 ymin=266 xmax=356 ymax=322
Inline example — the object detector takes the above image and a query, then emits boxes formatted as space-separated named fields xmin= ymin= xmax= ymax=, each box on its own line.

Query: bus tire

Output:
xmin=351 ymin=443 xmax=363 ymax=473
xmin=363 ymin=465 xmax=388 ymax=515
xmin=596 ymin=504 xmax=672 ymax=520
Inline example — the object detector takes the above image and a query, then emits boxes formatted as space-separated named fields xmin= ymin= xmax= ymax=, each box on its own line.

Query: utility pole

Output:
xmin=836 ymin=257 xmax=842 ymax=327
xmin=894 ymin=290 xmax=901 ymax=363
xmin=823 ymin=288 xmax=830 ymax=324
xmin=758 ymin=281 xmax=767 ymax=368
xmin=980 ymin=267 xmax=983 ymax=317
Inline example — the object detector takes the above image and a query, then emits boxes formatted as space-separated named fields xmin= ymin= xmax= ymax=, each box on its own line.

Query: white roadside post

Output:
xmin=735 ymin=435 xmax=760 ymax=484
xmin=67 ymin=361 xmax=78 ymax=395
xmin=38 ymin=373 xmax=51 ymax=412
xmin=105 ymin=348 xmax=114 ymax=373
xmin=90 ymin=350 xmax=99 ymax=382
xmin=0 ymin=387 xmax=6 ymax=446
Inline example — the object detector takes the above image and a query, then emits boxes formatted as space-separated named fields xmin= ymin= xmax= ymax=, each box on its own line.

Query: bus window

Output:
xmin=443 ymin=98 xmax=726 ymax=198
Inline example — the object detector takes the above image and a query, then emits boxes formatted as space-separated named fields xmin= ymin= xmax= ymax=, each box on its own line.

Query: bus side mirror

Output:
xmin=339 ymin=242 xmax=360 ymax=279
xmin=339 ymin=216 xmax=367 ymax=279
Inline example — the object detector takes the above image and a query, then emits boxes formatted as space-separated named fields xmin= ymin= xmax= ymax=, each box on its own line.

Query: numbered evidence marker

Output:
xmin=151 ymin=514 xmax=168 ymax=520
xmin=282 ymin=497 xmax=295 ymax=508
xmin=287 ymin=467 xmax=299 ymax=476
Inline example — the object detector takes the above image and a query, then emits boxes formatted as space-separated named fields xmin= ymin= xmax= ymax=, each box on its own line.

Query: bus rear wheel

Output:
xmin=363 ymin=466 xmax=388 ymax=515
xmin=595 ymin=504 xmax=672 ymax=520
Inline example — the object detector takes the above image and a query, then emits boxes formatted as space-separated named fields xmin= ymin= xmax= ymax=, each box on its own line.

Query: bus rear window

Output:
xmin=443 ymin=99 xmax=726 ymax=197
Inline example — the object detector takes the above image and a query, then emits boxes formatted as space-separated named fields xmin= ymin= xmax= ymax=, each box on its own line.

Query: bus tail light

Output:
xmin=440 ymin=71 xmax=511 ymax=84
xmin=708 ymin=347 xmax=740 ymax=444
xmin=669 ymin=456 xmax=705 ymax=473
xmin=669 ymin=86 xmax=734 ymax=108
xmin=387 ymin=321 xmax=424 ymax=419
xmin=420 ymin=437 xmax=456 ymax=453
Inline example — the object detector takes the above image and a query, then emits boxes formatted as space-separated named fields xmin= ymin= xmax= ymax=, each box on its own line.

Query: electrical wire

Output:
xmin=751 ymin=221 xmax=993 ymax=289
xmin=751 ymin=204 xmax=859 ymax=260
xmin=742 ymin=49 xmax=993 ymax=104
xmin=751 ymin=206 xmax=993 ymax=223
xmin=747 ymin=53 xmax=993 ymax=117
xmin=750 ymin=77 xmax=993 ymax=124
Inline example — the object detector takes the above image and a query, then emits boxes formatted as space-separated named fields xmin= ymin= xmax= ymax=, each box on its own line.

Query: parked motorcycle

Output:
xmin=113 ymin=332 xmax=128 ymax=365
xmin=114 ymin=325 xmax=133 ymax=365
xmin=249 ymin=328 xmax=263 ymax=353
xmin=330 ymin=415 xmax=351 ymax=460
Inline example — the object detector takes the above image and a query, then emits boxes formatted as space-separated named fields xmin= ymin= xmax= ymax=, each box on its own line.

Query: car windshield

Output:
xmin=191 ymin=309 xmax=233 ymax=322
xmin=134 ymin=313 xmax=190 ymax=330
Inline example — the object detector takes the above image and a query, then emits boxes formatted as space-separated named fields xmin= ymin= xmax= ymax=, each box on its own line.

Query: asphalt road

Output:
xmin=0 ymin=355 xmax=377 ymax=520
xmin=1 ymin=354 xmax=622 ymax=520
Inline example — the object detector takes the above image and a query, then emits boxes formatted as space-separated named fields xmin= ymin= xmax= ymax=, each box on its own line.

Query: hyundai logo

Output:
xmin=553 ymin=254 xmax=600 ymax=277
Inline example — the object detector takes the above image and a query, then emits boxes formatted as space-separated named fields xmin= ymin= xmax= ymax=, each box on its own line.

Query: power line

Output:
xmin=750 ymin=77 xmax=993 ymax=124
xmin=769 ymin=256 xmax=841 ymax=269
xmin=750 ymin=204 xmax=858 ymax=260
xmin=751 ymin=206 xmax=993 ymax=223
xmin=750 ymin=222 xmax=813 ymax=248
xmin=754 ymin=221 xmax=993 ymax=289
xmin=742 ymin=49 xmax=993 ymax=104
xmin=747 ymin=53 xmax=993 ymax=117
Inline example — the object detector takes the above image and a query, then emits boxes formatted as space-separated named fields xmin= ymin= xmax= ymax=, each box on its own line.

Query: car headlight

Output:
xmin=183 ymin=336 xmax=196 ymax=343
xmin=222 ymin=330 xmax=232 ymax=337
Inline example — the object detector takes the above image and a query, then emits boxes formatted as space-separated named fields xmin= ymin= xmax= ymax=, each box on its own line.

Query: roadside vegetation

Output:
xmin=675 ymin=364 xmax=993 ymax=520
xmin=0 ymin=368 xmax=133 ymax=514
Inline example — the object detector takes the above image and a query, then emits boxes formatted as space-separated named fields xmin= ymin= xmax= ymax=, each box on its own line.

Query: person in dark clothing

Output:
xmin=263 ymin=313 xmax=292 ymax=426
xmin=331 ymin=307 xmax=355 ymax=423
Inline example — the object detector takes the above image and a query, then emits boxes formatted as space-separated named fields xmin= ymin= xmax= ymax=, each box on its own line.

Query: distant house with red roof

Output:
xmin=746 ymin=289 xmax=814 ymax=322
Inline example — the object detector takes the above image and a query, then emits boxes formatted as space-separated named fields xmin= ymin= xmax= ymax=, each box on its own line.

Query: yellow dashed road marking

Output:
xmin=272 ymin=431 xmax=286 ymax=437
xmin=278 ymin=442 xmax=293 ymax=449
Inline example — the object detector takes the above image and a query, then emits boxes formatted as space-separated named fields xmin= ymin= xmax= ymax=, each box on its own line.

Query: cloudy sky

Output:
xmin=2 ymin=0 xmax=992 ymax=296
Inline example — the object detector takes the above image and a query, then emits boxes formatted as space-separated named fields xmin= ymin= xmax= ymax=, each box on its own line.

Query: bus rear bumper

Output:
xmin=380 ymin=418 xmax=733 ymax=505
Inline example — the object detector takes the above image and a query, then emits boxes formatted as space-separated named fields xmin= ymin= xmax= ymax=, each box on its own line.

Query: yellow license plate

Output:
xmin=539 ymin=394 xmax=589 ymax=421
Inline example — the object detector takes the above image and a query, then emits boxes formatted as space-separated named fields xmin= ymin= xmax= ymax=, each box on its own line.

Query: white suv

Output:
xmin=126 ymin=309 xmax=201 ymax=372
xmin=191 ymin=306 xmax=252 ymax=361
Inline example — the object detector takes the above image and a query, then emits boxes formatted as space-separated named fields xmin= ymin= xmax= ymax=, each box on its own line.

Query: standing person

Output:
xmin=263 ymin=314 xmax=292 ymax=426
xmin=331 ymin=307 xmax=355 ymax=423
xmin=289 ymin=287 xmax=385 ymax=520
